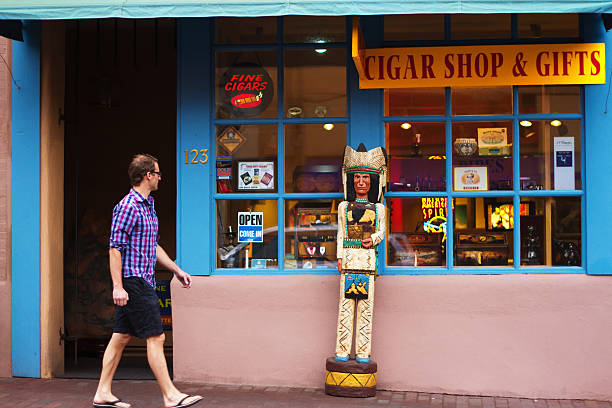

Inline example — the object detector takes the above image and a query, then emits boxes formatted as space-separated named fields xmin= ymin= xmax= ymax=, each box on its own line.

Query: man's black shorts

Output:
xmin=113 ymin=277 xmax=163 ymax=339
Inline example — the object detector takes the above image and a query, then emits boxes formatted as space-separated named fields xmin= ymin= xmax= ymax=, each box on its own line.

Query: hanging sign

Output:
xmin=554 ymin=137 xmax=575 ymax=190
xmin=352 ymin=19 xmax=605 ymax=89
xmin=238 ymin=212 xmax=264 ymax=243
xmin=220 ymin=63 xmax=274 ymax=117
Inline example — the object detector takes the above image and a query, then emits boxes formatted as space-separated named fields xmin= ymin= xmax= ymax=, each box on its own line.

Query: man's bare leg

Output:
xmin=93 ymin=333 xmax=132 ymax=408
xmin=146 ymin=333 xmax=203 ymax=408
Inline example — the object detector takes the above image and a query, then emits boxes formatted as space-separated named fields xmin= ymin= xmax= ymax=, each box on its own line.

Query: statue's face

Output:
xmin=353 ymin=173 xmax=371 ymax=198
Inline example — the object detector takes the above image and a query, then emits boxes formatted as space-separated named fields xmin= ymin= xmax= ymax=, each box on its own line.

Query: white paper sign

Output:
xmin=553 ymin=137 xmax=575 ymax=190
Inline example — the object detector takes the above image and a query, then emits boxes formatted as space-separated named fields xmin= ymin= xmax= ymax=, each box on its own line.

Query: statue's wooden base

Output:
xmin=324 ymin=357 xmax=377 ymax=398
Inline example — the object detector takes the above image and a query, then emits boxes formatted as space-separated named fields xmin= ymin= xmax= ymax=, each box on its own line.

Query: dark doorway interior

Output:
xmin=62 ymin=18 xmax=177 ymax=379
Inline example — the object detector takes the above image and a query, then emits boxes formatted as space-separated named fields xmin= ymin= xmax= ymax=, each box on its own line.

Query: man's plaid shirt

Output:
xmin=109 ymin=189 xmax=159 ymax=288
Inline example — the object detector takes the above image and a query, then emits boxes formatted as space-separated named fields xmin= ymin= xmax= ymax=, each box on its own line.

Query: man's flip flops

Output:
xmin=93 ymin=400 xmax=130 ymax=408
xmin=168 ymin=395 xmax=204 ymax=408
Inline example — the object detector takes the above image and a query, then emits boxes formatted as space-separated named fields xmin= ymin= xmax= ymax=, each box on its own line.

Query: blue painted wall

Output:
xmin=11 ymin=20 xmax=41 ymax=377
xmin=584 ymin=14 xmax=612 ymax=275
xmin=176 ymin=19 xmax=213 ymax=276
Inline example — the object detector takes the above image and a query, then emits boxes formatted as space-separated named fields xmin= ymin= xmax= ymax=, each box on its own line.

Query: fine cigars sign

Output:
xmin=351 ymin=19 xmax=605 ymax=88
xmin=220 ymin=63 xmax=274 ymax=117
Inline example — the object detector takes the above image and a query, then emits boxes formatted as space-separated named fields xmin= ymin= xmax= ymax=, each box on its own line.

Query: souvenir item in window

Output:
xmin=325 ymin=143 xmax=387 ymax=398
xmin=552 ymin=237 xmax=580 ymax=266
xmin=453 ymin=137 xmax=478 ymax=156
xmin=294 ymin=165 xmax=341 ymax=192
xmin=477 ymin=128 xmax=510 ymax=156
xmin=455 ymin=231 xmax=509 ymax=266
xmin=525 ymin=225 xmax=541 ymax=265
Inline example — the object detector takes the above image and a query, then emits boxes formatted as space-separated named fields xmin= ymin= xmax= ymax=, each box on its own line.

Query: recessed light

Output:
xmin=323 ymin=123 xmax=335 ymax=131
xmin=400 ymin=122 xmax=412 ymax=130
xmin=520 ymin=120 xmax=532 ymax=127
xmin=550 ymin=120 xmax=562 ymax=127
xmin=315 ymin=49 xmax=327 ymax=54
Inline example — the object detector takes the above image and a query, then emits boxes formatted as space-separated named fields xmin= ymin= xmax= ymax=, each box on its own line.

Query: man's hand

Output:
xmin=362 ymin=237 xmax=373 ymax=248
xmin=174 ymin=269 xmax=192 ymax=288
xmin=113 ymin=287 xmax=129 ymax=306
xmin=337 ymin=259 xmax=342 ymax=273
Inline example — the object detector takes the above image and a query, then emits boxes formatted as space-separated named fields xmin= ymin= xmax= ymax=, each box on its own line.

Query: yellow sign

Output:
xmin=352 ymin=19 xmax=605 ymax=89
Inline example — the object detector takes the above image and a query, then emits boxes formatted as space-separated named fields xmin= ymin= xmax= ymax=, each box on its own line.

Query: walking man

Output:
xmin=93 ymin=154 xmax=203 ymax=408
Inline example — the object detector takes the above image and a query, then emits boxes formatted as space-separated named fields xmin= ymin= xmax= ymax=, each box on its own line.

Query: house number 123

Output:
xmin=184 ymin=149 xmax=209 ymax=164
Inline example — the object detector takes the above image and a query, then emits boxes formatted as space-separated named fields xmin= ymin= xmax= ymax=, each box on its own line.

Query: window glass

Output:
xmin=215 ymin=124 xmax=277 ymax=194
xmin=453 ymin=197 xmax=514 ymax=266
xmin=384 ymin=14 xmax=445 ymax=42
xmin=216 ymin=200 xmax=278 ymax=269
xmin=283 ymin=16 xmax=345 ymax=43
xmin=284 ymin=199 xmax=339 ymax=269
xmin=452 ymin=121 xmax=513 ymax=191
xmin=518 ymin=86 xmax=581 ymax=114
xmin=215 ymin=51 xmax=278 ymax=119
xmin=386 ymin=122 xmax=446 ymax=192
xmin=284 ymin=124 xmax=346 ymax=193
xmin=517 ymin=14 xmax=579 ymax=39
xmin=284 ymin=49 xmax=346 ymax=118
xmin=385 ymin=88 xmax=445 ymax=117
xmin=520 ymin=197 xmax=581 ymax=266
xmin=519 ymin=119 xmax=581 ymax=191
xmin=451 ymin=14 xmax=511 ymax=40
xmin=452 ymin=87 xmax=512 ymax=116
xmin=215 ymin=17 xmax=277 ymax=44
xmin=387 ymin=198 xmax=447 ymax=267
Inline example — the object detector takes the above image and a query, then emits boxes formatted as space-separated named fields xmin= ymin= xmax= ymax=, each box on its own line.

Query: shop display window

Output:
xmin=520 ymin=197 xmax=581 ymax=266
xmin=283 ymin=16 xmax=345 ymax=43
xmin=216 ymin=200 xmax=278 ymax=269
xmin=518 ymin=86 xmax=581 ymax=115
xmin=453 ymin=197 xmax=514 ymax=267
xmin=386 ymin=122 xmax=446 ymax=192
xmin=284 ymin=48 xmax=346 ymax=118
xmin=384 ymin=14 xmax=445 ymax=42
xmin=452 ymin=121 xmax=513 ymax=191
xmin=284 ymin=123 xmax=346 ymax=193
xmin=385 ymin=88 xmax=445 ymax=117
xmin=450 ymin=14 xmax=511 ymax=40
xmin=452 ymin=87 xmax=512 ymax=116
xmin=284 ymin=199 xmax=339 ymax=269
xmin=519 ymin=120 xmax=581 ymax=191
xmin=215 ymin=124 xmax=278 ymax=194
xmin=215 ymin=17 xmax=277 ymax=44
xmin=215 ymin=50 xmax=278 ymax=119
xmin=517 ymin=14 xmax=579 ymax=39
xmin=387 ymin=198 xmax=447 ymax=267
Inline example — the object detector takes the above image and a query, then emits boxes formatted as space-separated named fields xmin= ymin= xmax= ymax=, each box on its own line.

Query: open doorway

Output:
xmin=62 ymin=18 xmax=177 ymax=379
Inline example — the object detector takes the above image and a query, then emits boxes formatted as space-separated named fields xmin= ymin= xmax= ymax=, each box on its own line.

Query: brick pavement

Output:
xmin=0 ymin=378 xmax=610 ymax=408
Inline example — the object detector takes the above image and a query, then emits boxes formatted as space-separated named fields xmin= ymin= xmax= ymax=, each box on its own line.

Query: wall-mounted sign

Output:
xmin=238 ymin=212 xmax=264 ymax=243
xmin=352 ymin=18 xmax=605 ymax=89
xmin=454 ymin=166 xmax=488 ymax=191
xmin=237 ymin=161 xmax=275 ymax=191
xmin=554 ymin=136 xmax=575 ymax=190
xmin=220 ymin=63 xmax=274 ymax=117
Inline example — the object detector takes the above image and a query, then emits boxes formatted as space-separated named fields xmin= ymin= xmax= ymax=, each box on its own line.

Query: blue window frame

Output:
xmin=209 ymin=14 xmax=586 ymax=275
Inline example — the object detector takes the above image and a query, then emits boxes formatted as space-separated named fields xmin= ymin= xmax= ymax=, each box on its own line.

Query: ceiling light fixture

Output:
xmin=323 ymin=123 xmax=335 ymax=131
xmin=519 ymin=120 xmax=532 ymax=127
xmin=550 ymin=120 xmax=562 ymax=127
xmin=401 ymin=122 xmax=412 ymax=130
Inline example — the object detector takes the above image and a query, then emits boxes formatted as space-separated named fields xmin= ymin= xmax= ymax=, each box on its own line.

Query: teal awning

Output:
xmin=2 ymin=0 xmax=612 ymax=20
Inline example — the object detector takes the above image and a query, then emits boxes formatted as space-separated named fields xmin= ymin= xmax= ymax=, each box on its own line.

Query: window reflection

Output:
xmin=453 ymin=197 xmax=514 ymax=266
xmin=385 ymin=88 xmax=445 ymax=116
xmin=384 ymin=15 xmax=444 ymax=42
xmin=452 ymin=87 xmax=512 ymax=116
xmin=520 ymin=197 xmax=581 ymax=266
xmin=284 ymin=199 xmax=339 ymax=269
xmin=387 ymin=198 xmax=447 ymax=267
xmin=451 ymin=14 xmax=511 ymax=40
xmin=215 ymin=17 xmax=277 ymax=44
xmin=517 ymin=14 xmax=579 ymax=39
xmin=284 ymin=49 xmax=346 ymax=118
xmin=283 ymin=16 xmax=345 ymax=43
xmin=519 ymin=120 xmax=581 ymax=191
xmin=386 ymin=122 xmax=446 ymax=192
xmin=518 ymin=86 xmax=581 ymax=114
xmin=216 ymin=200 xmax=278 ymax=269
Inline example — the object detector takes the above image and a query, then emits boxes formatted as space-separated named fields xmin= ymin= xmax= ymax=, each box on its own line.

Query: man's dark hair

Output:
xmin=346 ymin=173 xmax=381 ymax=203
xmin=128 ymin=154 xmax=158 ymax=186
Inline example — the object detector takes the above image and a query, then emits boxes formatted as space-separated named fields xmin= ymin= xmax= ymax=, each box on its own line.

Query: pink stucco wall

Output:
xmin=0 ymin=37 xmax=12 ymax=378
xmin=172 ymin=274 xmax=612 ymax=400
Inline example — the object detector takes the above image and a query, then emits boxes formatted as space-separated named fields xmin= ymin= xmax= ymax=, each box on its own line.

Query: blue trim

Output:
xmin=11 ymin=20 xmax=41 ymax=378
xmin=584 ymin=13 xmax=610 ymax=275
xmin=177 ymin=18 xmax=213 ymax=276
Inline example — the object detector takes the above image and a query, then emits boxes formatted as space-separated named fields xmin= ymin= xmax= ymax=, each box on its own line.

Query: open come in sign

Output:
xmin=237 ymin=212 xmax=264 ymax=243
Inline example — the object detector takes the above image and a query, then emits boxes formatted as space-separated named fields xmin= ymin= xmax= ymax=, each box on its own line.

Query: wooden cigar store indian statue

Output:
xmin=325 ymin=143 xmax=388 ymax=398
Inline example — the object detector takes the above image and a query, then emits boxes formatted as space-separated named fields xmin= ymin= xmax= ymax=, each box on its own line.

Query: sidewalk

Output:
xmin=0 ymin=378 xmax=610 ymax=408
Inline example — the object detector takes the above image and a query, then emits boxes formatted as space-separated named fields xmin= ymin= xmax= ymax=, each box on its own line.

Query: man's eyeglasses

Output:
xmin=150 ymin=171 xmax=162 ymax=177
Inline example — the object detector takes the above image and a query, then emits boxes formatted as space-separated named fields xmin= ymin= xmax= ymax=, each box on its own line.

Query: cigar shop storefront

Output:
xmin=4 ymin=1 xmax=612 ymax=401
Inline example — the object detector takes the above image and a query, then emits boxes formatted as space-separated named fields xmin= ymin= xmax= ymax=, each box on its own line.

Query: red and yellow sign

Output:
xmin=352 ymin=19 xmax=605 ymax=89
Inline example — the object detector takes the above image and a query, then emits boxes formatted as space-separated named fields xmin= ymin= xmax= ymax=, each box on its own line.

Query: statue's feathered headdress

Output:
xmin=342 ymin=143 xmax=388 ymax=202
